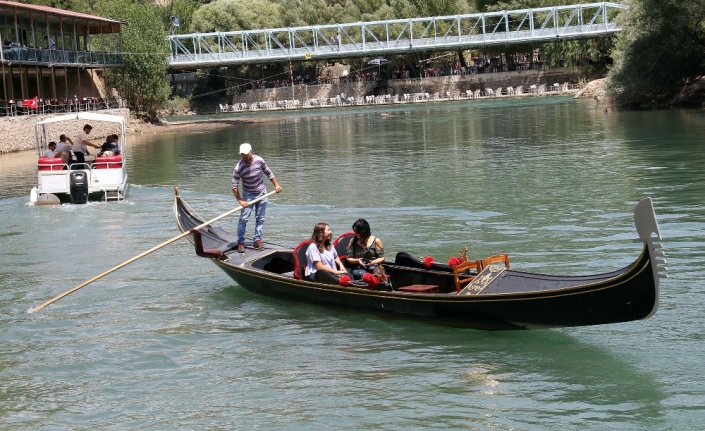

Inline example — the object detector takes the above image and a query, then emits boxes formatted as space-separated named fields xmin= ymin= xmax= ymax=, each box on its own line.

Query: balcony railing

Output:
xmin=1 ymin=97 xmax=125 ymax=117
xmin=1 ymin=47 xmax=123 ymax=67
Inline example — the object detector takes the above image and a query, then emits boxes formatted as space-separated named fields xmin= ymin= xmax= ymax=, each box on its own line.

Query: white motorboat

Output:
xmin=30 ymin=112 xmax=128 ymax=204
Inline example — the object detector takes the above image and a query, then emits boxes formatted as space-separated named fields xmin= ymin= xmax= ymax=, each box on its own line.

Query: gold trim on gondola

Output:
xmin=459 ymin=265 xmax=505 ymax=295
xmin=458 ymin=246 xmax=468 ymax=263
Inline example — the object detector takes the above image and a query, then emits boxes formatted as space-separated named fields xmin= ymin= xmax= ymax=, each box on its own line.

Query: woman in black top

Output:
xmin=346 ymin=219 xmax=385 ymax=281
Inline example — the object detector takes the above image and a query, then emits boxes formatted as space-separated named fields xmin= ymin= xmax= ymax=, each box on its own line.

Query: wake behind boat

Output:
xmin=174 ymin=189 xmax=667 ymax=330
xmin=30 ymin=112 xmax=128 ymax=204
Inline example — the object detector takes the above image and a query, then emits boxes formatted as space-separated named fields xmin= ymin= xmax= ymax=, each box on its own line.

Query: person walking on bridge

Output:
xmin=231 ymin=143 xmax=283 ymax=253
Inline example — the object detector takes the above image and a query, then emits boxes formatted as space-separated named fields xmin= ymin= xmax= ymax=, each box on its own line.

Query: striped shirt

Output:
xmin=231 ymin=155 xmax=275 ymax=193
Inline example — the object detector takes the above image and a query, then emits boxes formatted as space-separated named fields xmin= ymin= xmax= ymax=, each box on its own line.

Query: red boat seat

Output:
xmin=38 ymin=157 xmax=64 ymax=171
xmin=94 ymin=155 xmax=123 ymax=169
xmin=332 ymin=231 xmax=355 ymax=267
xmin=293 ymin=239 xmax=312 ymax=280
xmin=397 ymin=284 xmax=439 ymax=293
xmin=190 ymin=229 xmax=228 ymax=261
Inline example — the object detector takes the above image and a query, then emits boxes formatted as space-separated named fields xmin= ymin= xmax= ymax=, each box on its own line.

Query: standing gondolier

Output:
xmin=232 ymin=143 xmax=283 ymax=253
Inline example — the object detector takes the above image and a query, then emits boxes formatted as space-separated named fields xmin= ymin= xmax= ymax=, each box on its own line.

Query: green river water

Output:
xmin=1 ymin=96 xmax=704 ymax=429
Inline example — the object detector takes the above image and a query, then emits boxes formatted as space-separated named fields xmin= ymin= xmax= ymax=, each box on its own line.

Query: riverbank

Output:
xmin=226 ymin=66 xmax=582 ymax=109
xmin=132 ymin=117 xmax=279 ymax=136
xmin=1 ymin=88 xmax=581 ymax=154
xmin=1 ymin=67 xmax=584 ymax=154
xmin=573 ymin=76 xmax=705 ymax=107
xmin=0 ymin=109 xmax=130 ymax=154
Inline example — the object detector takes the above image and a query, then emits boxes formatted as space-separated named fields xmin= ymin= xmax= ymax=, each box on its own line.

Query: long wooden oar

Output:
xmin=29 ymin=190 xmax=277 ymax=313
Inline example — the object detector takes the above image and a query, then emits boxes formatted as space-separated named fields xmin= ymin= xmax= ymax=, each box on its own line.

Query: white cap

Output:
xmin=239 ymin=143 xmax=252 ymax=154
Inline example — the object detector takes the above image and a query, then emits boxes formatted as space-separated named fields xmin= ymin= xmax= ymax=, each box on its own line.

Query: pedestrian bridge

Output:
xmin=168 ymin=2 xmax=625 ymax=68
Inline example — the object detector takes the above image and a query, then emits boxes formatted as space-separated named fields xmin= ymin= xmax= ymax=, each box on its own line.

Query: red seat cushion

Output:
xmin=397 ymin=284 xmax=439 ymax=293
xmin=94 ymin=155 xmax=123 ymax=169
xmin=38 ymin=157 xmax=63 ymax=171
xmin=293 ymin=239 xmax=312 ymax=280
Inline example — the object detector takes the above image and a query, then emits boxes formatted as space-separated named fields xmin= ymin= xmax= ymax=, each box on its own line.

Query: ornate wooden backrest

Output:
xmin=480 ymin=254 xmax=510 ymax=271
xmin=452 ymin=260 xmax=482 ymax=293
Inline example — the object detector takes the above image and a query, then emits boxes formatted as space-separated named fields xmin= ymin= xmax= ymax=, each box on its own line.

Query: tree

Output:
xmin=608 ymin=0 xmax=705 ymax=106
xmin=409 ymin=0 xmax=461 ymax=17
xmin=191 ymin=0 xmax=283 ymax=32
xmin=279 ymin=0 xmax=362 ymax=27
xmin=100 ymin=1 xmax=171 ymax=119
xmin=157 ymin=0 xmax=201 ymax=34
xmin=23 ymin=0 xmax=92 ymax=9
xmin=24 ymin=0 xmax=172 ymax=118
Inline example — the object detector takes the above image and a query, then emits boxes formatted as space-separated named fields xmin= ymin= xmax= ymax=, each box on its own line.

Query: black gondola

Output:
xmin=174 ymin=189 xmax=667 ymax=330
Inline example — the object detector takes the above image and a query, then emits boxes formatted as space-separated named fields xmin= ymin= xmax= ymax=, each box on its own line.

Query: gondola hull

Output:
xmin=209 ymin=250 xmax=656 ymax=330
xmin=174 ymin=191 xmax=665 ymax=330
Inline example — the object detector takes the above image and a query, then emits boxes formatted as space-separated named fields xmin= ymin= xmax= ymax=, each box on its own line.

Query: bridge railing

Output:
xmin=168 ymin=2 xmax=625 ymax=67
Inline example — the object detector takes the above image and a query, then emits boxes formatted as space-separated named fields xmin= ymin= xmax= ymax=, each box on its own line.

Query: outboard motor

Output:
xmin=70 ymin=171 xmax=89 ymax=204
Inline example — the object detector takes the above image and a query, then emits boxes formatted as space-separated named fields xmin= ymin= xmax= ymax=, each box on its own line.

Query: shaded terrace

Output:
xmin=0 ymin=0 xmax=125 ymax=114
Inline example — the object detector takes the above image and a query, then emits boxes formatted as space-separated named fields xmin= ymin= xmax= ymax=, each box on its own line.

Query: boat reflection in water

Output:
xmin=175 ymin=188 xmax=667 ymax=330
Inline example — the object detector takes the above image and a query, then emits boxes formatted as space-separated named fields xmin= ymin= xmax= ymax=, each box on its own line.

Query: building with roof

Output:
xmin=0 ymin=0 xmax=125 ymax=114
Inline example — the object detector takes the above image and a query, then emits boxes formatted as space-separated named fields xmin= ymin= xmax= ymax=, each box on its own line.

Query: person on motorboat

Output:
xmin=43 ymin=142 xmax=58 ymax=158
xmin=110 ymin=134 xmax=121 ymax=155
xmin=56 ymin=134 xmax=75 ymax=164
xmin=231 ymin=142 xmax=283 ymax=253
xmin=73 ymin=124 xmax=101 ymax=164
xmin=56 ymin=134 xmax=73 ymax=153
xmin=100 ymin=135 xmax=115 ymax=156
xmin=346 ymin=219 xmax=385 ymax=280
xmin=305 ymin=223 xmax=348 ymax=280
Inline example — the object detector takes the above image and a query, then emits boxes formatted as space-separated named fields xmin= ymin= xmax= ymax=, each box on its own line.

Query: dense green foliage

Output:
xmin=98 ymin=1 xmax=172 ymax=117
xmin=608 ymin=0 xmax=705 ymax=106
xmin=24 ymin=0 xmax=189 ymax=117
xmin=277 ymin=0 xmax=362 ymax=27
xmin=191 ymin=0 xmax=283 ymax=33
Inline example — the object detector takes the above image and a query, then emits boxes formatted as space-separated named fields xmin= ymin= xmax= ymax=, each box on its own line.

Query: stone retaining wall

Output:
xmin=232 ymin=67 xmax=582 ymax=105
xmin=0 ymin=108 xmax=130 ymax=153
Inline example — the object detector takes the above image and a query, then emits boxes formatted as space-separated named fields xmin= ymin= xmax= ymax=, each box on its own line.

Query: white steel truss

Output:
xmin=168 ymin=2 xmax=625 ymax=67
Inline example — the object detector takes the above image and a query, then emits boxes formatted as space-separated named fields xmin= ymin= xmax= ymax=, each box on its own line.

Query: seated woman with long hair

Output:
xmin=346 ymin=219 xmax=385 ymax=280
xmin=305 ymin=222 xmax=348 ymax=280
